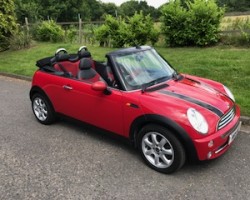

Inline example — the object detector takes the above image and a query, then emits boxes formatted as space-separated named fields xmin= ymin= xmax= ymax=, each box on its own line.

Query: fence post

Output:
xmin=78 ymin=14 xmax=82 ymax=44
xmin=25 ymin=17 xmax=29 ymax=36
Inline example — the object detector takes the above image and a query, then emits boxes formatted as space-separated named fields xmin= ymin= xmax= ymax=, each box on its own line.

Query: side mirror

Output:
xmin=91 ymin=81 xmax=107 ymax=91
xmin=91 ymin=81 xmax=111 ymax=95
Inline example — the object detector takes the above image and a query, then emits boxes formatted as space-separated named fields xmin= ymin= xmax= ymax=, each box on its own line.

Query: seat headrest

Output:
xmin=55 ymin=54 xmax=70 ymax=62
xmin=79 ymin=58 xmax=92 ymax=70
xmin=78 ymin=51 xmax=91 ymax=59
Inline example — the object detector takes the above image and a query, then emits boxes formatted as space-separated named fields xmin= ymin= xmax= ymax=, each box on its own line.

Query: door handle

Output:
xmin=63 ymin=85 xmax=73 ymax=90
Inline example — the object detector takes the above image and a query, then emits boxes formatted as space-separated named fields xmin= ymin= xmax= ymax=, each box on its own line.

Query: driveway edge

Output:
xmin=0 ymin=72 xmax=32 ymax=81
xmin=240 ymin=116 xmax=250 ymax=126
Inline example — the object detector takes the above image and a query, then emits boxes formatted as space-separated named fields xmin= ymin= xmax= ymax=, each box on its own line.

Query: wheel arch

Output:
xmin=129 ymin=114 xmax=198 ymax=162
xmin=30 ymin=86 xmax=55 ymax=113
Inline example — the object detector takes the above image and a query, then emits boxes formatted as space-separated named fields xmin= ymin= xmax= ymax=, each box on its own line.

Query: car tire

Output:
xmin=138 ymin=124 xmax=186 ymax=174
xmin=31 ymin=93 xmax=56 ymax=125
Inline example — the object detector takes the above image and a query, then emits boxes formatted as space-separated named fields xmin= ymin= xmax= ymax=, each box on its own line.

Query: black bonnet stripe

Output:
xmin=159 ymin=90 xmax=224 ymax=117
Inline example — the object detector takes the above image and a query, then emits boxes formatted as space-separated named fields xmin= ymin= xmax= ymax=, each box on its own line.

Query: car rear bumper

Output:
xmin=193 ymin=105 xmax=241 ymax=160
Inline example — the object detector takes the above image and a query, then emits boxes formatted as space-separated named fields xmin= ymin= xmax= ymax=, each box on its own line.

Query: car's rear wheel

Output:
xmin=32 ymin=93 xmax=56 ymax=125
xmin=138 ymin=124 xmax=186 ymax=174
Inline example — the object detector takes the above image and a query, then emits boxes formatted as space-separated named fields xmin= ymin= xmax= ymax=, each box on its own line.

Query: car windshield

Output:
xmin=112 ymin=48 xmax=175 ymax=91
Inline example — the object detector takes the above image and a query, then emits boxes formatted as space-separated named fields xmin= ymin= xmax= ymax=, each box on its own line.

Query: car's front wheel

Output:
xmin=31 ymin=93 xmax=56 ymax=125
xmin=138 ymin=124 xmax=186 ymax=174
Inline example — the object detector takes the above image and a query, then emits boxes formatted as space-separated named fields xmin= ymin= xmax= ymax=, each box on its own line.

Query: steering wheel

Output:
xmin=55 ymin=48 xmax=67 ymax=56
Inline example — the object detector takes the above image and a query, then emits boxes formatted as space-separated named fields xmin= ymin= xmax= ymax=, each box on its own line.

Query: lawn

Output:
xmin=0 ymin=42 xmax=249 ymax=116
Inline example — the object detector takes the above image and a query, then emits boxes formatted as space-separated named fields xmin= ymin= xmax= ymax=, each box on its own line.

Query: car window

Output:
xmin=113 ymin=49 xmax=174 ymax=90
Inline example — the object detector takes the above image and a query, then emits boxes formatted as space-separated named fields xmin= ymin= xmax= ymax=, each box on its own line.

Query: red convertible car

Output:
xmin=30 ymin=46 xmax=241 ymax=173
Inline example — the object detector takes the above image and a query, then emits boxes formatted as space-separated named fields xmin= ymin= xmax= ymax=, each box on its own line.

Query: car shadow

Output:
xmin=52 ymin=116 xmax=235 ymax=175
xmin=55 ymin=115 xmax=139 ymax=156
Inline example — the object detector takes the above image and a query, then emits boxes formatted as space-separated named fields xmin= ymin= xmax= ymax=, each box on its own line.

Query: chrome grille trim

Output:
xmin=218 ymin=106 xmax=235 ymax=130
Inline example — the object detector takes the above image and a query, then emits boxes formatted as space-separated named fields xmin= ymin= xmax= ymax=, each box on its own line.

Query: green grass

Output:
xmin=157 ymin=47 xmax=250 ymax=116
xmin=0 ymin=42 xmax=249 ymax=116
xmin=0 ymin=42 xmax=114 ymax=76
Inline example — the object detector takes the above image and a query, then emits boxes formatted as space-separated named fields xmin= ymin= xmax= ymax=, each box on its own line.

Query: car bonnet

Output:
xmin=144 ymin=76 xmax=234 ymax=117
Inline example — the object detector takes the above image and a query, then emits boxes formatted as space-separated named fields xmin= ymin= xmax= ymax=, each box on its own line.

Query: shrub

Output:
xmin=126 ymin=12 xmax=159 ymax=46
xmin=161 ymin=0 xmax=192 ymax=46
xmin=112 ymin=20 xmax=128 ymax=48
xmin=94 ymin=24 xmax=110 ymax=47
xmin=9 ymin=26 xmax=32 ymax=50
xmin=0 ymin=0 xmax=18 ymax=51
xmin=161 ymin=0 xmax=224 ymax=47
xmin=94 ymin=13 xmax=159 ymax=47
xmin=149 ymin=28 xmax=161 ymax=46
xmin=78 ymin=24 xmax=98 ymax=45
xmin=65 ymin=26 xmax=77 ymax=43
xmin=94 ymin=15 xmax=128 ymax=47
xmin=188 ymin=0 xmax=224 ymax=46
xmin=33 ymin=20 xmax=64 ymax=42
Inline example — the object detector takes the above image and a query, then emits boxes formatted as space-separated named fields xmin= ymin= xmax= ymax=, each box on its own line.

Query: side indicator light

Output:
xmin=126 ymin=103 xmax=139 ymax=108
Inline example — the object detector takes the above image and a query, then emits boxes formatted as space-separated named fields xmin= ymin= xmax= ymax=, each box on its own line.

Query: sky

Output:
xmin=101 ymin=0 xmax=168 ymax=8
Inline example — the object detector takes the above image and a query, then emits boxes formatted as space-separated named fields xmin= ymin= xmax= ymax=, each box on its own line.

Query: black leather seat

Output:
xmin=77 ymin=58 xmax=96 ymax=80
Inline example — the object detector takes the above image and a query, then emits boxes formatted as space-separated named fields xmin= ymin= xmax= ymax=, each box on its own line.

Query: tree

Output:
xmin=14 ymin=0 xmax=67 ymax=22
xmin=0 ymin=0 xmax=18 ymax=51
xmin=15 ymin=0 xmax=40 ymax=23
xmin=37 ymin=0 xmax=68 ymax=21
xmin=101 ymin=2 xmax=118 ymax=18
xmin=217 ymin=0 xmax=250 ymax=12
xmin=55 ymin=0 xmax=88 ymax=22
xmin=118 ymin=0 xmax=160 ymax=19
xmin=13 ymin=0 xmax=162 ymax=23
xmin=14 ymin=0 xmax=105 ymax=22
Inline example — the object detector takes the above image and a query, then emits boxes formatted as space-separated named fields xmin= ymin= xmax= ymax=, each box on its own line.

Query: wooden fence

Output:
xmin=23 ymin=17 xmax=250 ymax=45
xmin=24 ymin=17 xmax=104 ymax=44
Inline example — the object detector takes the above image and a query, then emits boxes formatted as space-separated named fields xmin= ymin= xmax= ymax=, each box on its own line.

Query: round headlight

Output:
xmin=223 ymin=85 xmax=235 ymax=102
xmin=187 ymin=108 xmax=208 ymax=134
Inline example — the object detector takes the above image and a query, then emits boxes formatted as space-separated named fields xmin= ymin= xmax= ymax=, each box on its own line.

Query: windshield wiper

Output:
xmin=172 ymin=71 xmax=183 ymax=81
xmin=142 ymin=76 xmax=169 ymax=93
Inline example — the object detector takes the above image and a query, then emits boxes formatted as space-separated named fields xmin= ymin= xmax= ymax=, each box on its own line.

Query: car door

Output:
xmin=44 ymin=74 xmax=124 ymax=136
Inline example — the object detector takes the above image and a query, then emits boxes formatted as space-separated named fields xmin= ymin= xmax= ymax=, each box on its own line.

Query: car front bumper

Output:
xmin=193 ymin=105 xmax=241 ymax=160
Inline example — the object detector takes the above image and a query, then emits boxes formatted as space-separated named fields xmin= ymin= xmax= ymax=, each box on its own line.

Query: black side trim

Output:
xmin=159 ymin=90 xmax=223 ymax=117
xmin=130 ymin=114 xmax=198 ymax=162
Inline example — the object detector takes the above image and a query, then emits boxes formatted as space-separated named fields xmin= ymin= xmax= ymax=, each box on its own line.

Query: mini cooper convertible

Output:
xmin=30 ymin=46 xmax=241 ymax=173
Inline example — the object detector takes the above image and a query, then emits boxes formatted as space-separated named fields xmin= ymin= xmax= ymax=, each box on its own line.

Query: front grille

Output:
xmin=217 ymin=106 xmax=235 ymax=130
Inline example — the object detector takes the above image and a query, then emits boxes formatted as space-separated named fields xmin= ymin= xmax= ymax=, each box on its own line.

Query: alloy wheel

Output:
xmin=141 ymin=132 xmax=174 ymax=168
xmin=33 ymin=97 xmax=48 ymax=121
